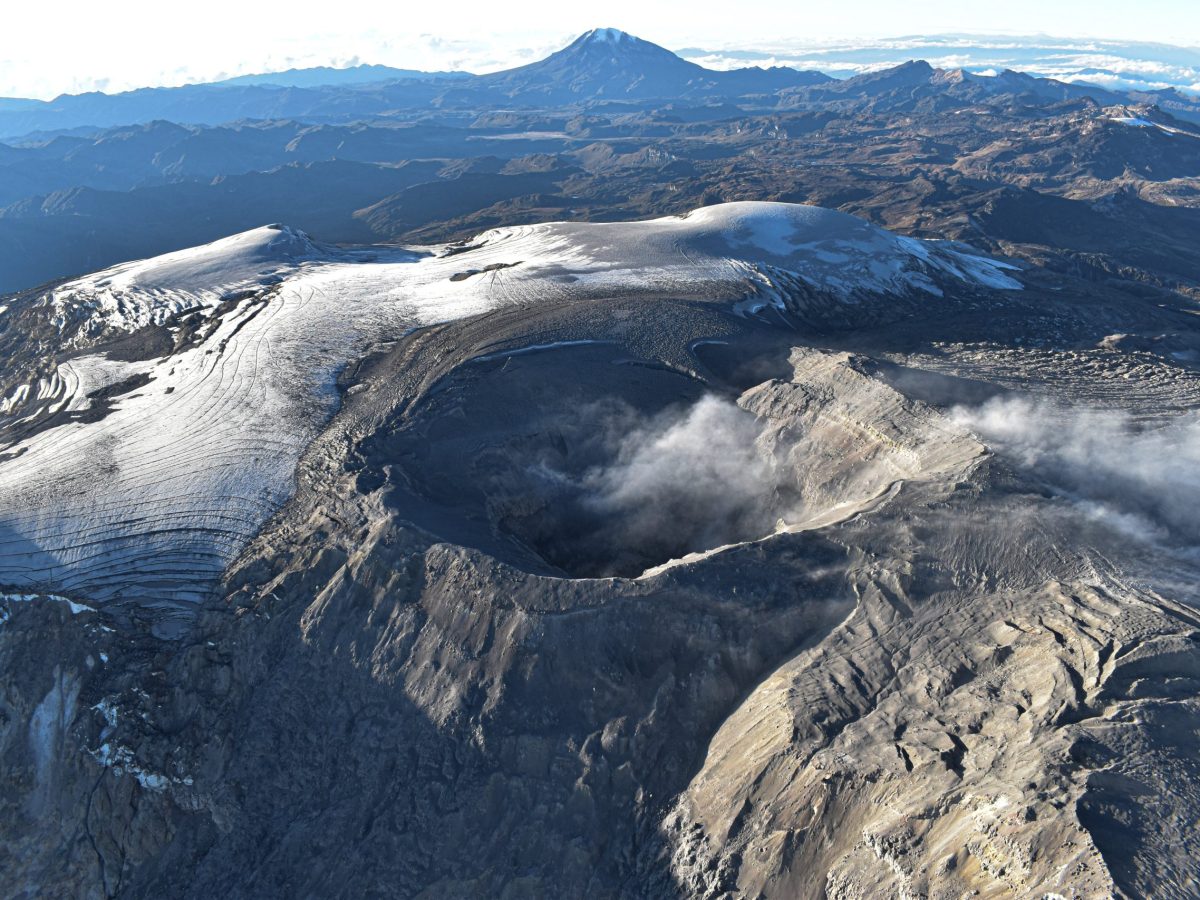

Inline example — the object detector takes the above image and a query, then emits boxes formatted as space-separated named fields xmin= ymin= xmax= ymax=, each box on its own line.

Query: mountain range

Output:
xmin=13 ymin=27 xmax=1193 ymax=144
xmin=2 ymin=24 xmax=1200 ymax=900
xmin=680 ymin=34 xmax=1200 ymax=96
xmin=0 ymin=30 xmax=831 ymax=140
xmin=1 ymin=29 xmax=1198 ymax=297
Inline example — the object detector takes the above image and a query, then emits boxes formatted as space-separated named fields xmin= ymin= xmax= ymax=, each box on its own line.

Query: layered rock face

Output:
xmin=1 ymin=203 xmax=1198 ymax=898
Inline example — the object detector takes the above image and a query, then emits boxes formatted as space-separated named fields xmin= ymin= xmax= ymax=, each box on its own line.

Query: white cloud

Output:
xmin=680 ymin=36 xmax=1200 ymax=97
xmin=0 ymin=2 xmax=1198 ymax=99
xmin=953 ymin=397 xmax=1200 ymax=549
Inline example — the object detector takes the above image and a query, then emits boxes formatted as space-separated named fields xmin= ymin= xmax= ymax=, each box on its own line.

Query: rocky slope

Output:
xmin=1 ymin=202 xmax=1199 ymax=898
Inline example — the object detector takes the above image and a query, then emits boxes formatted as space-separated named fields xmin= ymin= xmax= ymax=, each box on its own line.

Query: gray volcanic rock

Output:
xmin=1 ymin=202 xmax=1199 ymax=898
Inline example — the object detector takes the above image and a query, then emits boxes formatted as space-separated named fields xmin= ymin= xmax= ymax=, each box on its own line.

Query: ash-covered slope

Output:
xmin=2 ymin=200 xmax=1199 ymax=898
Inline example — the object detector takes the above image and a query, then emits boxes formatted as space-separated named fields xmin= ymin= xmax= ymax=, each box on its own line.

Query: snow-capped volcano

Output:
xmin=0 ymin=202 xmax=1017 ymax=631
xmin=471 ymin=29 xmax=829 ymax=103
xmin=560 ymin=27 xmax=687 ymax=65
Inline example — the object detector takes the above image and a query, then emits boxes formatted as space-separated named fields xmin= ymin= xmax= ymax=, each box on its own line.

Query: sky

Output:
xmin=1 ymin=0 xmax=1198 ymax=99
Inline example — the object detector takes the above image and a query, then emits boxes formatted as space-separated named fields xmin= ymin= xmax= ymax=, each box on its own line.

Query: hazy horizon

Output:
xmin=3 ymin=0 xmax=1199 ymax=100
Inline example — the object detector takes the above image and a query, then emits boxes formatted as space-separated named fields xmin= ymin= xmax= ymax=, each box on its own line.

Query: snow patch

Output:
xmin=0 ymin=383 xmax=30 ymax=415
xmin=93 ymin=698 xmax=118 ymax=733
xmin=1109 ymin=116 xmax=1197 ymax=137
xmin=90 ymin=740 xmax=191 ymax=792
xmin=1 ymin=592 xmax=93 ymax=614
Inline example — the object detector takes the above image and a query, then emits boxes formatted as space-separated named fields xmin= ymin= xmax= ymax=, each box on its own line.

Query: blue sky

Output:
xmin=2 ymin=0 xmax=1198 ymax=98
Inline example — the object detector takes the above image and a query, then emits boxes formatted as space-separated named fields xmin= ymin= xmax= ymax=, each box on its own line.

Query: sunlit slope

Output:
xmin=0 ymin=202 xmax=1019 ymax=624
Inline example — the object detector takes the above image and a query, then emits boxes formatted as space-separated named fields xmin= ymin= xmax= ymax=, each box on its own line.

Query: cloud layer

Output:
xmin=680 ymin=36 xmax=1200 ymax=96
xmin=952 ymin=396 xmax=1200 ymax=548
